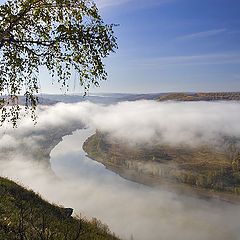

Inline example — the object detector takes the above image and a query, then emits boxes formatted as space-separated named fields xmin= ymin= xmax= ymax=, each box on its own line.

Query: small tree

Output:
xmin=0 ymin=0 xmax=117 ymax=126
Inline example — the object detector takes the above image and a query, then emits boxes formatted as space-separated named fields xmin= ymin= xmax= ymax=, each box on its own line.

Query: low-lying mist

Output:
xmin=2 ymin=100 xmax=240 ymax=147
xmin=1 ymin=100 xmax=240 ymax=240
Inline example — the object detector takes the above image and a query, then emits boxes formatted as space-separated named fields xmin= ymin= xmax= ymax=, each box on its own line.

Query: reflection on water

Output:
xmin=50 ymin=129 xmax=240 ymax=240
xmin=51 ymin=128 xmax=141 ymax=187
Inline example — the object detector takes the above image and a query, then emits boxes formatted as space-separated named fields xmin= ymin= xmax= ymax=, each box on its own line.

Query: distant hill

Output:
xmin=38 ymin=92 xmax=240 ymax=104
xmin=0 ymin=177 xmax=119 ymax=240
xmin=1 ymin=96 xmax=59 ymax=106
xmin=40 ymin=93 xmax=167 ymax=104
xmin=3 ymin=92 xmax=240 ymax=107
xmin=158 ymin=92 xmax=240 ymax=102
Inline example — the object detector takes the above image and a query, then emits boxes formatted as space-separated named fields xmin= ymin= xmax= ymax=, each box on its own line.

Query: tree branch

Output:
xmin=8 ymin=38 xmax=56 ymax=46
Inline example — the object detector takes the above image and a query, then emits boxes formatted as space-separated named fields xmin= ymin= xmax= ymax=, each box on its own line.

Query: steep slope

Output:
xmin=0 ymin=177 xmax=119 ymax=240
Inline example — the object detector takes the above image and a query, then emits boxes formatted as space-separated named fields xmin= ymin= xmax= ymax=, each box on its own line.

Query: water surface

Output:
xmin=50 ymin=129 xmax=240 ymax=240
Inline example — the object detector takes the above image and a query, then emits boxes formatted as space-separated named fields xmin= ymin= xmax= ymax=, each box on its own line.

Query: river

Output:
xmin=49 ymin=128 xmax=240 ymax=240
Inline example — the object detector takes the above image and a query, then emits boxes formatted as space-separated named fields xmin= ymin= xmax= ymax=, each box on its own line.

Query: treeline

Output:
xmin=83 ymin=132 xmax=240 ymax=195
xmin=158 ymin=92 xmax=240 ymax=102
xmin=175 ymin=164 xmax=240 ymax=194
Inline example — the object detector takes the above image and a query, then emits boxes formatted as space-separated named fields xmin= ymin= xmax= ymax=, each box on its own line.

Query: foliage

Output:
xmin=0 ymin=177 xmax=119 ymax=239
xmin=0 ymin=0 xmax=117 ymax=126
xmin=84 ymin=132 xmax=240 ymax=195
xmin=158 ymin=92 xmax=240 ymax=102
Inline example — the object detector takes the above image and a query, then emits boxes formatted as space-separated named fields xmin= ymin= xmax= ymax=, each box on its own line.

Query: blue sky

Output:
xmin=3 ymin=0 xmax=239 ymax=93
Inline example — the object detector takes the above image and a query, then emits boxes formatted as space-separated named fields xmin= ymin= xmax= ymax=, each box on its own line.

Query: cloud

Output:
xmin=95 ymin=0 xmax=173 ymax=10
xmin=78 ymin=100 xmax=240 ymax=147
xmin=176 ymin=29 xmax=227 ymax=41
xmin=2 ymin=100 xmax=240 ymax=149
xmin=1 ymin=101 xmax=240 ymax=240
xmin=136 ymin=52 xmax=240 ymax=68
xmin=0 ymin=134 xmax=19 ymax=149
xmin=94 ymin=0 xmax=131 ymax=9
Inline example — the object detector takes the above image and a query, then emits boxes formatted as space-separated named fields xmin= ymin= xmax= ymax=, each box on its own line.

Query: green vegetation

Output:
xmin=158 ymin=92 xmax=240 ymax=102
xmin=83 ymin=132 xmax=240 ymax=196
xmin=0 ymin=177 xmax=119 ymax=240
xmin=0 ymin=0 xmax=117 ymax=125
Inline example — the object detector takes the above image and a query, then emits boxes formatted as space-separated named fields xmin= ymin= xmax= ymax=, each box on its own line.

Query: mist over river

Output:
xmin=50 ymin=129 xmax=240 ymax=240
xmin=1 ymin=101 xmax=240 ymax=240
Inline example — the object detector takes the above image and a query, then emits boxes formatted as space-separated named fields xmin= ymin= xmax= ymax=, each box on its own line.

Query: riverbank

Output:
xmin=49 ymin=128 xmax=240 ymax=240
xmin=83 ymin=132 xmax=240 ymax=204
xmin=0 ymin=123 xmax=84 ymax=170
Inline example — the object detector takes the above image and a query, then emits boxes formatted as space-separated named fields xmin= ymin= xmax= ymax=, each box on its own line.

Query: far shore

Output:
xmin=85 ymin=154 xmax=240 ymax=205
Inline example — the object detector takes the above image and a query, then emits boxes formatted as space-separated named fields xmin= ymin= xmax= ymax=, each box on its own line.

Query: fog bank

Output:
xmin=1 ymin=100 xmax=240 ymax=239
xmin=2 ymin=100 xmax=240 ymax=147
xmin=0 ymin=129 xmax=240 ymax=240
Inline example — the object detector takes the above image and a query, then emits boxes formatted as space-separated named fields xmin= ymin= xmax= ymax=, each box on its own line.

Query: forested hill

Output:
xmin=83 ymin=132 xmax=240 ymax=202
xmin=158 ymin=92 xmax=240 ymax=102
xmin=0 ymin=177 xmax=119 ymax=240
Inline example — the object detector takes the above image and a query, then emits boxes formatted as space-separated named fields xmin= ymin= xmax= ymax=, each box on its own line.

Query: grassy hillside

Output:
xmin=157 ymin=92 xmax=240 ymax=101
xmin=0 ymin=177 xmax=119 ymax=240
xmin=83 ymin=132 xmax=240 ymax=196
